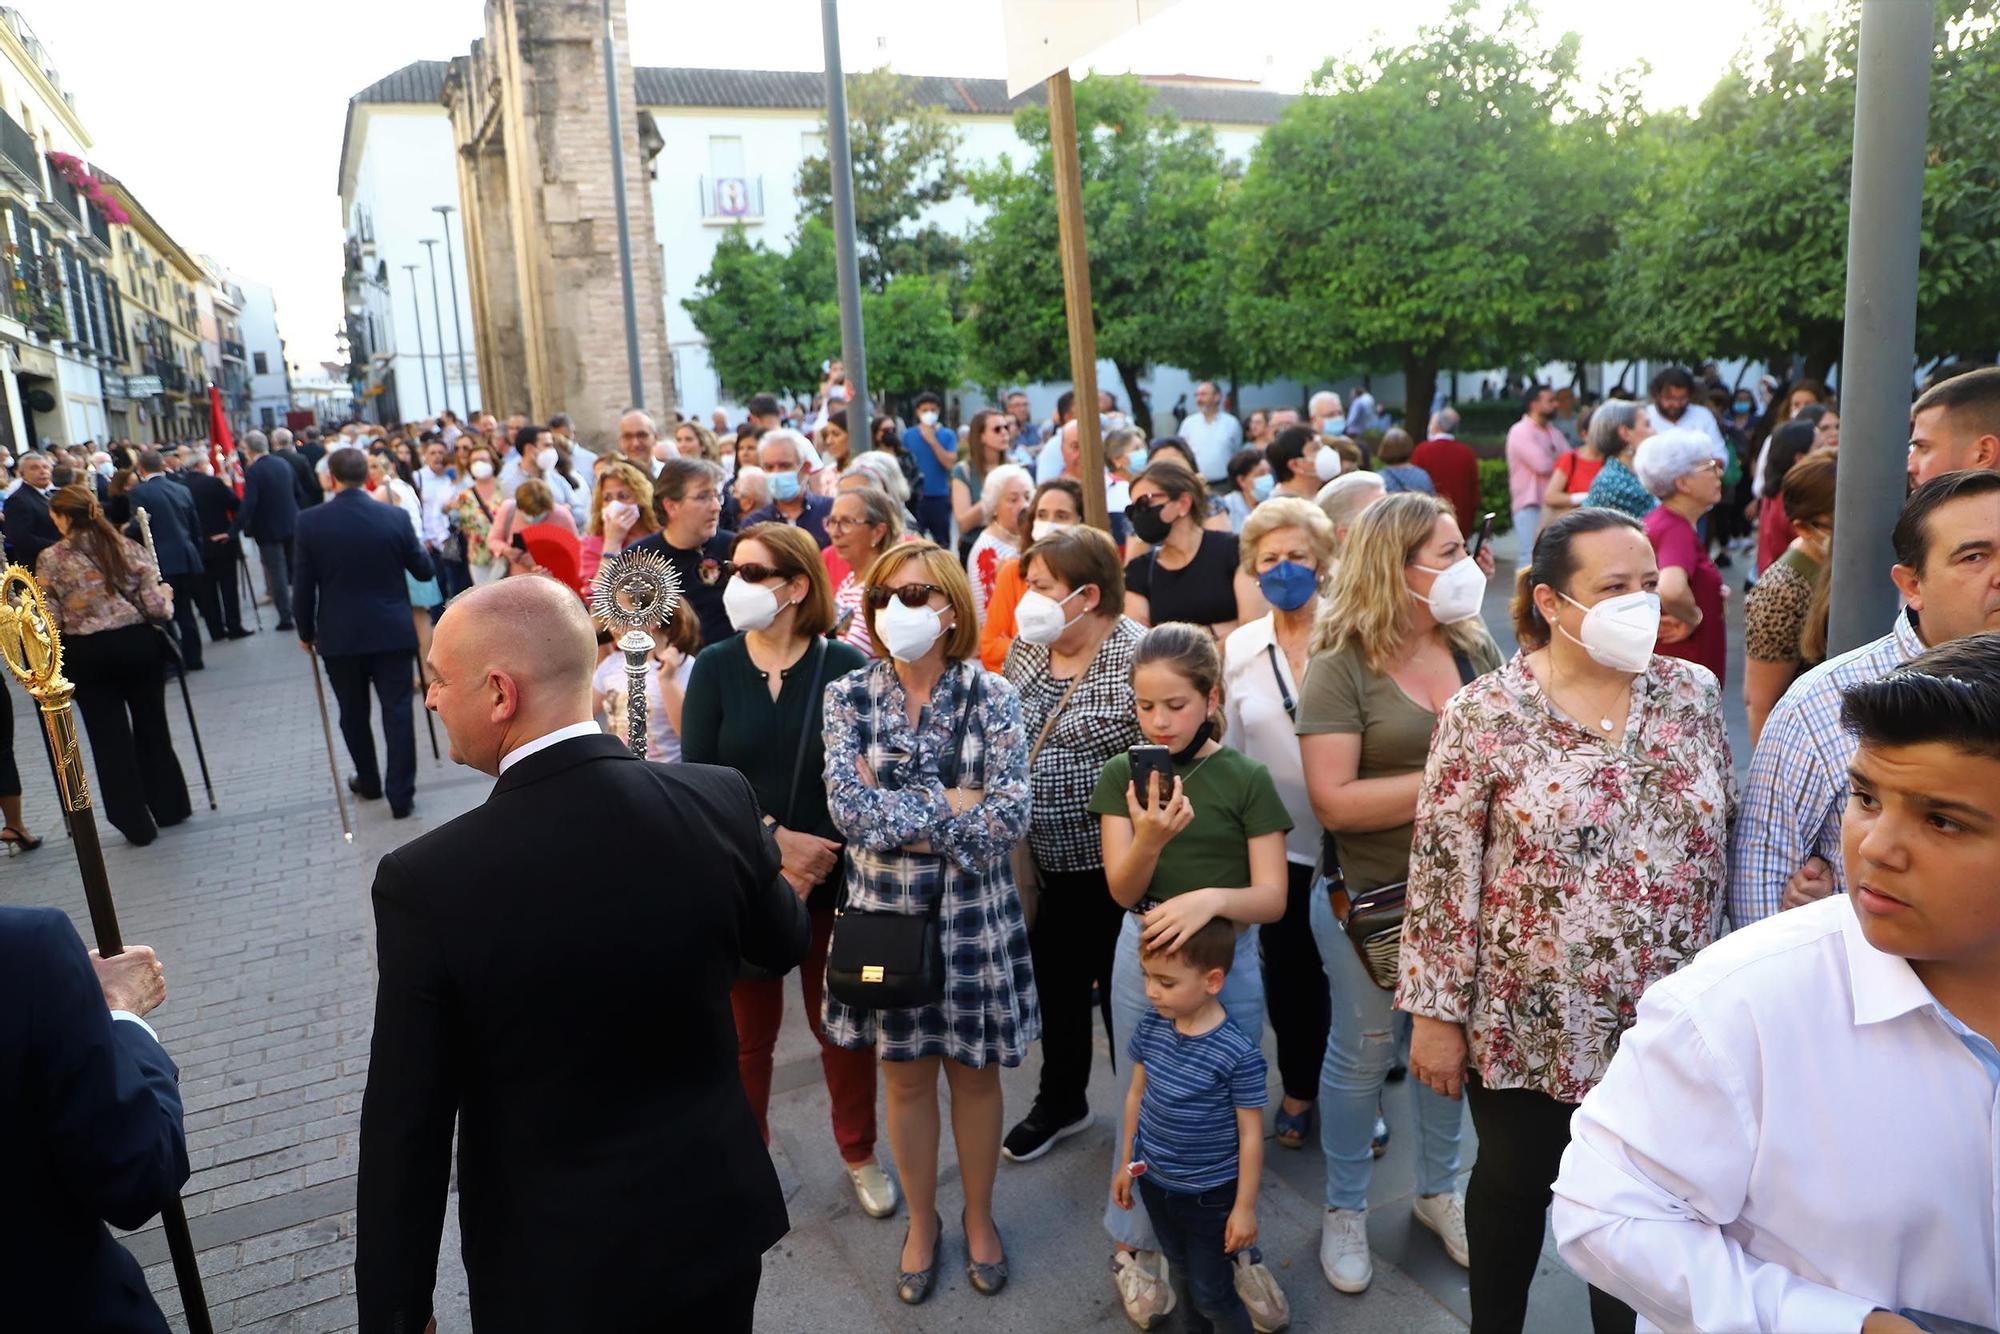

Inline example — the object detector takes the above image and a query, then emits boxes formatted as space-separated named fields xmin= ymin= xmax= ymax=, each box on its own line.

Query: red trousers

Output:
xmin=730 ymin=905 xmax=878 ymax=1166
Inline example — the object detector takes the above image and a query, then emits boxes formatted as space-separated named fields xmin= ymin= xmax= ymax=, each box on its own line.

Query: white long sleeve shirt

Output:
xmin=1552 ymin=895 xmax=1999 ymax=1334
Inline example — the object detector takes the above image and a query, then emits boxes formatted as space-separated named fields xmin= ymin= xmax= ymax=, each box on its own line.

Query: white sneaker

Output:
xmin=1412 ymin=1190 xmax=1469 ymax=1268
xmin=1319 ymin=1208 xmax=1373 ymax=1294
xmin=846 ymin=1161 xmax=900 ymax=1219
xmin=1111 ymin=1248 xmax=1176 ymax=1329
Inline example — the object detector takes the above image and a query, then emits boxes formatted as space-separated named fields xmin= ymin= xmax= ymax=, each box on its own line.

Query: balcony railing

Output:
xmin=699 ymin=175 xmax=764 ymax=222
xmin=0 ymin=107 xmax=37 ymax=194
xmin=222 ymin=338 xmax=245 ymax=360
xmin=85 ymin=206 xmax=109 ymax=252
xmin=44 ymin=159 xmax=79 ymax=225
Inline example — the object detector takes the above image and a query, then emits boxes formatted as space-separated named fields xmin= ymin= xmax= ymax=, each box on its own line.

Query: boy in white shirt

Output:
xmin=1552 ymin=634 xmax=2000 ymax=1334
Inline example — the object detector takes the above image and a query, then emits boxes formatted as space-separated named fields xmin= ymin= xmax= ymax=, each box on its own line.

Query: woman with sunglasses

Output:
xmin=678 ymin=523 xmax=895 ymax=1224
xmin=1632 ymin=428 xmax=1729 ymax=686
xmin=822 ymin=540 xmax=1036 ymax=1305
xmin=1123 ymin=460 xmax=1265 ymax=639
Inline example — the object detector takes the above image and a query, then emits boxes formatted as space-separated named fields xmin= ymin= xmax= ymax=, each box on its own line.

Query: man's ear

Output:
xmin=1889 ymin=562 xmax=1923 ymax=613
xmin=1976 ymin=434 xmax=2000 ymax=471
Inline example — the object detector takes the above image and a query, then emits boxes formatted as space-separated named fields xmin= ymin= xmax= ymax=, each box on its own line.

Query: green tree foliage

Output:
xmin=860 ymin=275 xmax=962 ymax=398
xmin=1225 ymin=3 xmax=1603 ymax=430
xmin=680 ymin=224 xmax=836 ymax=400
xmin=962 ymin=74 xmax=1237 ymax=435
xmin=1614 ymin=0 xmax=2000 ymax=380
xmin=796 ymin=68 xmax=967 ymax=293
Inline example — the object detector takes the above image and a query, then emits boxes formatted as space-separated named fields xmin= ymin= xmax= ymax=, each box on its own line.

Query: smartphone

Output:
xmin=1129 ymin=744 xmax=1173 ymax=806
xmin=1469 ymin=510 xmax=1497 ymax=559
xmin=510 ymin=532 xmax=528 ymax=553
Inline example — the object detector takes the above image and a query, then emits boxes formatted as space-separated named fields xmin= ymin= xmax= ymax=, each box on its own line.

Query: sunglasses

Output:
xmin=720 ymin=560 xmax=795 ymax=584
xmin=864 ymin=583 xmax=948 ymax=609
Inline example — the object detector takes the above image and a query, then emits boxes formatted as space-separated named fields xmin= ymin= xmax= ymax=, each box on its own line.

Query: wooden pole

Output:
xmin=1045 ymin=70 xmax=1109 ymax=533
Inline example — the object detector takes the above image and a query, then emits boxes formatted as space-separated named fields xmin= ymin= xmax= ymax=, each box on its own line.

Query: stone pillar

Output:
xmin=442 ymin=0 xmax=675 ymax=451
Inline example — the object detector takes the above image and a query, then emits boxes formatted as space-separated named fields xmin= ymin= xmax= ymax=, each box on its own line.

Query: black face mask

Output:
xmin=1171 ymin=719 xmax=1214 ymax=766
xmin=1128 ymin=500 xmax=1173 ymax=545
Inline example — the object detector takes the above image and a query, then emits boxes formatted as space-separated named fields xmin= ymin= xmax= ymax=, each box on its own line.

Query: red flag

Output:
xmin=207 ymin=385 xmax=241 ymax=495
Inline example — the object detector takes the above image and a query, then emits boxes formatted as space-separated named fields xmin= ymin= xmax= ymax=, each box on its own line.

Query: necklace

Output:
xmin=1546 ymin=653 xmax=1628 ymax=735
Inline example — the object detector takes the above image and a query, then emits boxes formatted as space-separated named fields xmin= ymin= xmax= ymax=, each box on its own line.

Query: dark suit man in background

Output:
xmin=235 ymin=430 xmax=301 ymax=630
xmin=293 ymin=448 xmax=433 ymax=818
xmin=299 ymin=427 xmax=326 ymax=469
xmin=184 ymin=455 xmax=251 ymax=642
xmin=128 ymin=449 xmax=207 ymax=671
xmin=1 ymin=907 xmax=185 ymax=1333
xmin=356 ymin=578 xmax=807 ymax=1334
xmin=4 ymin=450 xmax=60 ymax=571
xmin=274 ymin=427 xmax=322 ymax=511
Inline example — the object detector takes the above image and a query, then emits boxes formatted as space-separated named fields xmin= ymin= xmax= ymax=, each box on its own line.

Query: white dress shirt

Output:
xmin=1221 ymin=613 xmax=1318 ymax=866
xmin=497 ymin=720 xmax=605 ymax=774
xmin=1644 ymin=400 xmax=1725 ymax=453
xmin=1179 ymin=409 xmax=1244 ymax=482
xmin=1552 ymin=895 xmax=1999 ymax=1334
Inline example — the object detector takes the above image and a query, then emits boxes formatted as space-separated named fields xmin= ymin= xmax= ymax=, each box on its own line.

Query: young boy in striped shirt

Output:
xmin=1112 ymin=918 xmax=1269 ymax=1333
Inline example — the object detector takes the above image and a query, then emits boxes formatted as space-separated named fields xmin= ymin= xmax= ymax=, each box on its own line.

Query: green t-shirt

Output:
xmin=1294 ymin=634 xmax=1502 ymax=894
xmin=1088 ymin=744 xmax=1292 ymax=900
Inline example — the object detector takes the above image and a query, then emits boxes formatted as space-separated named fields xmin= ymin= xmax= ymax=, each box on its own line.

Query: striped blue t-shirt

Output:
xmin=1129 ymin=1010 xmax=1268 ymax=1192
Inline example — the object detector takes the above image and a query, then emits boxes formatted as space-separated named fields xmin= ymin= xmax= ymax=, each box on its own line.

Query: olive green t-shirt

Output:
xmin=1294 ymin=634 xmax=1502 ymax=893
xmin=1088 ymin=745 xmax=1293 ymax=900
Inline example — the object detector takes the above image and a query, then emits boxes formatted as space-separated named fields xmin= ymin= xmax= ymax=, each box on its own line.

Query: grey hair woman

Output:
xmin=1631 ymin=427 xmax=1729 ymax=686
xmin=1580 ymin=400 xmax=1658 ymax=519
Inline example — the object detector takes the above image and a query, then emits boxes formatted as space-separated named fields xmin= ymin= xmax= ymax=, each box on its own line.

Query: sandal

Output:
xmin=1 ymin=825 xmax=43 ymax=853
xmin=1273 ymin=1102 xmax=1314 ymax=1150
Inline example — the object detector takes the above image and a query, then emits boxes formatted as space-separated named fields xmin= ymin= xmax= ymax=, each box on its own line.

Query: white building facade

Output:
xmin=341 ymin=62 xmax=1297 ymax=428
xmin=237 ymin=276 xmax=291 ymax=432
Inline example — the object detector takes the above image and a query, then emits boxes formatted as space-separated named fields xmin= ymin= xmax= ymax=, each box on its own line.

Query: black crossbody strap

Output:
xmin=1265 ymin=642 xmax=1296 ymax=720
xmin=944 ymin=663 xmax=981 ymax=789
xmin=782 ymin=639 xmax=830 ymax=828
xmin=1450 ymin=646 xmax=1477 ymax=687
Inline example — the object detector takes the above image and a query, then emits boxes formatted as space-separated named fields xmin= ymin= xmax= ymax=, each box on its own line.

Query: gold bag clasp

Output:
xmin=861 ymin=965 xmax=885 ymax=983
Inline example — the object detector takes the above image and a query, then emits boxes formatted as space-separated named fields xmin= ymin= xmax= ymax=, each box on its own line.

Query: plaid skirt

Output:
xmin=821 ymin=843 xmax=1041 ymax=1067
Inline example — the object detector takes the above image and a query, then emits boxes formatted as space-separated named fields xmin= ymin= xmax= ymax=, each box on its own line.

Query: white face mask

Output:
xmin=919 ymin=410 xmax=940 ymax=428
xmin=536 ymin=446 xmax=560 ymax=473
xmin=1031 ymin=518 xmax=1074 ymax=542
xmin=723 ymin=576 xmax=786 ymax=633
xmin=1558 ymin=590 xmax=1660 ymax=673
xmin=1409 ymin=556 xmax=1487 ymax=624
xmin=1313 ymin=446 xmax=1343 ymax=481
xmin=877 ymin=596 xmax=946 ymax=662
xmin=470 ymin=460 xmax=494 ymax=481
xmin=1015 ymin=587 xmax=1084 ymax=646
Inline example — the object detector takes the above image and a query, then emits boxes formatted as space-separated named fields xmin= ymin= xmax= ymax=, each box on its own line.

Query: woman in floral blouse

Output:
xmin=822 ymin=540 xmax=1036 ymax=1305
xmin=1399 ymin=506 xmax=1732 ymax=1334
xmin=451 ymin=441 xmax=507 ymax=586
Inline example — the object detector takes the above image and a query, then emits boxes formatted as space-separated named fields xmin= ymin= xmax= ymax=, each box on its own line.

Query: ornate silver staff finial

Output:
xmin=589 ymin=548 xmax=683 ymax=758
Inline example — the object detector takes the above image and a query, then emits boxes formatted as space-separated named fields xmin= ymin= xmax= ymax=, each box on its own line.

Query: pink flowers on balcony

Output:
xmin=45 ymin=150 xmax=128 ymax=225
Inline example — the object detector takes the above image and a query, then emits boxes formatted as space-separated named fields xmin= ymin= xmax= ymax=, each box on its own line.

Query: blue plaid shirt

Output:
xmin=1726 ymin=611 xmax=1927 ymax=927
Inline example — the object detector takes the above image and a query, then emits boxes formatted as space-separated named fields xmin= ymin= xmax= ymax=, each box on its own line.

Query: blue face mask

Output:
xmin=767 ymin=470 xmax=802 ymax=503
xmin=1126 ymin=447 xmax=1148 ymax=473
xmin=1257 ymin=559 xmax=1318 ymax=612
xmin=1251 ymin=473 xmax=1275 ymax=501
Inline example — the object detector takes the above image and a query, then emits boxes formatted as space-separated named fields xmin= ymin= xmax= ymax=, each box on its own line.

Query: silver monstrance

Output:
xmin=589 ymin=548 xmax=683 ymax=758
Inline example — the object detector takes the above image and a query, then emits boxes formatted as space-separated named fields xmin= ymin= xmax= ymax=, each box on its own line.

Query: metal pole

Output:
xmin=601 ymin=0 xmax=645 ymax=411
xmin=1828 ymin=0 xmax=1933 ymax=656
xmin=1046 ymin=70 xmax=1108 ymax=532
xmin=821 ymin=0 xmax=869 ymax=426
xmin=401 ymin=263 xmax=433 ymax=416
xmin=306 ymin=652 xmax=353 ymax=844
xmin=432 ymin=207 xmax=472 ymax=419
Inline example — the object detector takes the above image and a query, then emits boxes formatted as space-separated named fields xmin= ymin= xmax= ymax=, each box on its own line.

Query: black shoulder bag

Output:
xmin=739 ymin=639 xmax=831 ymax=983
xmin=825 ymin=667 xmax=981 ymax=1011
xmin=1328 ymin=646 xmax=1479 ymax=991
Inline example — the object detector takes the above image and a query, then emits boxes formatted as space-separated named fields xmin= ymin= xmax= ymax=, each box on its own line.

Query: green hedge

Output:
xmin=1451 ymin=399 xmax=1525 ymax=440
xmin=1477 ymin=458 xmax=1514 ymax=536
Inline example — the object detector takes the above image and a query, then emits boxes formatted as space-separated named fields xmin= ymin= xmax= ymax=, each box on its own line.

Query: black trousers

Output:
xmin=679 ymin=1257 xmax=761 ymax=1333
xmin=256 ymin=537 xmax=294 ymax=625
xmin=323 ymin=650 xmax=417 ymax=810
xmin=1464 ymin=1079 xmax=1636 ymax=1334
xmin=1027 ymin=862 xmax=1126 ymax=1120
xmin=1262 ymin=860 xmax=1332 ymax=1101
xmin=201 ymin=542 xmax=244 ymax=637
xmin=162 ymin=572 xmax=204 ymax=668
xmin=0 ymin=674 xmax=19 ymax=800
xmin=66 ymin=625 xmax=190 ymax=845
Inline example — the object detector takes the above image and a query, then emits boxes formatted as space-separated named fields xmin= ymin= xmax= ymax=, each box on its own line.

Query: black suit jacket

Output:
xmin=292 ymin=489 xmax=433 ymax=656
xmin=127 ymin=475 xmax=203 ymax=578
xmin=0 ymin=906 xmax=189 ymax=1334
xmin=182 ymin=472 xmax=240 ymax=557
xmin=234 ymin=453 xmax=300 ymax=543
xmin=356 ymin=738 xmax=806 ymax=1331
xmin=278 ymin=447 xmax=322 ymax=509
xmin=4 ymin=484 xmax=59 ymax=572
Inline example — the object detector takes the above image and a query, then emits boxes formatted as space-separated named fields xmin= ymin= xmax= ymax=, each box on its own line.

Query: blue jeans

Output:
xmin=1104 ymin=913 xmax=1264 ymax=1251
xmin=1309 ymin=879 xmax=1462 ymax=1210
xmin=1136 ymin=1176 xmax=1252 ymax=1334
xmin=1512 ymin=505 xmax=1542 ymax=558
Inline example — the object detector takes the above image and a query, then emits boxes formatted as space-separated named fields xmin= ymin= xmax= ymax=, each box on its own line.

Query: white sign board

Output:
xmin=125 ymin=375 xmax=163 ymax=397
xmin=1002 ymin=0 xmax=1186 ymax=98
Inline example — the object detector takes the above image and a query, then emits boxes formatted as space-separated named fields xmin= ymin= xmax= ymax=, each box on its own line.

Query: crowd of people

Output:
xmin=12 ymin=359 xmax=2000 ymax=1334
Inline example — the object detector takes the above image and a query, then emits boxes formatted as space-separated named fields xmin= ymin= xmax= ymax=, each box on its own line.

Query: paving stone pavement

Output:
xmin=1 ymin=546 xmax=1749 ymax=1331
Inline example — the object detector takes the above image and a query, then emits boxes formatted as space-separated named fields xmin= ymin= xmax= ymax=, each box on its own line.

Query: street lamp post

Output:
xmin=401 ymin=263 xmax=433 ymax=416
xmin=418 ymin=238 xmax=455 ymax=423
xmin=432 ymin=204 xmax=472 ymax=419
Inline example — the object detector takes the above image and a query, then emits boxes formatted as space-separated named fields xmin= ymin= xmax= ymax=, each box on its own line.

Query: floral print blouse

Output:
xmin=453 ymin=485 xmax=501 ymax=568
xmin=36 ymin=536 xmax=171 ymax=637
xmin=1395 ymin=652 xmax=1734 ymax=1103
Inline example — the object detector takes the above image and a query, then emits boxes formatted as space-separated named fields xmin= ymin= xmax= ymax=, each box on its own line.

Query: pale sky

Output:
xmin=25 ymin=0 xmax=1833 ymax=369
